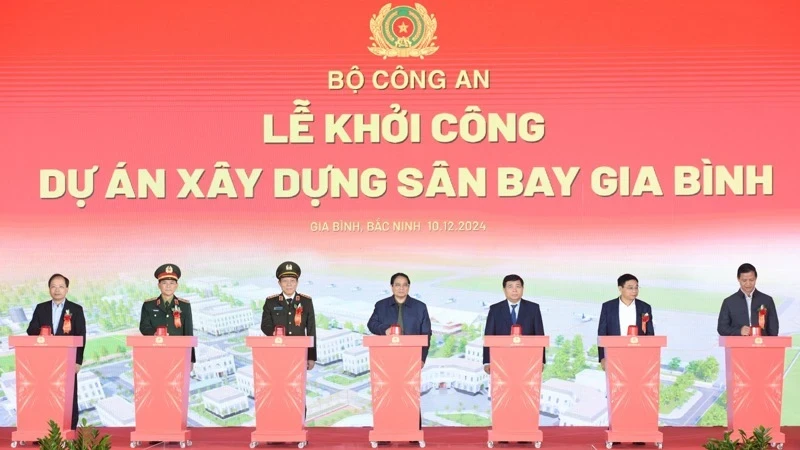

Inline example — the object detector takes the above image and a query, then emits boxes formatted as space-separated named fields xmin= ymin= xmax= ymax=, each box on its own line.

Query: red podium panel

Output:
xmin=246 ymin=335 xmax=314 ymax=447
xmin=598 ymin=335 xmax=667 ymax=448
xmin=484 ymin=335 xmax=550 ymax=447
xmin=363 ymin=335 xmax=428 ymax=446
xmin=720 ymin=336 xmax=791 ymax=447
xmin=127 ymin=335 xmax=197 ymax=447
xmin=9 ymin=336 xmax=83 ymax=444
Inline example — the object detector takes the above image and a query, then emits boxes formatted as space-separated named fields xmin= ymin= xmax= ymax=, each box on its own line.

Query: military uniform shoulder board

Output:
xmin=297 ymin=292 xmax=311 ymax=300
xmin=175 ymin=296 xmax=188 ymax=304
xmin=266 ymin=293 xmax=280 ymax=300
xmin=145 ymin=296 xmax=158 ymax=302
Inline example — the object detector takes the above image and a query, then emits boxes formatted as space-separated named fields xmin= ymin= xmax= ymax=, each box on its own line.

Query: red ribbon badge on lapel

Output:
xmin=758 ymin=305 xmax=766 ymax=330
xmin=172 ymin=305 xmax=182 ymax=328
xmin=294 ymin=302 xmax=303 ymax=327
xmin=641 ymin=312 xmax=650 ymax=334
xmin=63 ymin=309 xmax=72 ymax=334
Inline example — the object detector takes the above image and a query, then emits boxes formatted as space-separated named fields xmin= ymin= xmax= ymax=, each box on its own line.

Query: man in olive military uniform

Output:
xmin=261 ymin=261 xmax=317 ymax=370
xmin=139 ymin=263 xmax=196 ymax=365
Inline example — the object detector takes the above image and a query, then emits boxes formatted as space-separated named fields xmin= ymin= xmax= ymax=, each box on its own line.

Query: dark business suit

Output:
xmin=597 ymin=298 xmax=654 ymax=362
xmin=26 ymin=299 xmax=86 ymax=430
xmin=367 ymin=296 xmax=432 ymax=362
xmin=483 ymin=299 xmax=546 ymax=365
xmin=717 ymin=289 xmax=779 ymax=336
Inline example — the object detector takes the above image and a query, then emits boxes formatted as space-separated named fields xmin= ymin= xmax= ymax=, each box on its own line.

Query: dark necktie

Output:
xmin=511 ymin=304 xmax=518 ymax=325
xmin=398 ymin=302 xmax=404 ymax=334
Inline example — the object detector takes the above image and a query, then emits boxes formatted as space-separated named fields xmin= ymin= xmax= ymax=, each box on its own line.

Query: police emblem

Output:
xmin=369 ymin=3 xmax=439 ymax=59
xmin=630 ymin=337 xmax=639 ymax=344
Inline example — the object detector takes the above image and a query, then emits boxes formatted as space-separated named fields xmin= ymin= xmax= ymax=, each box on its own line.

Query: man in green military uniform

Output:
xmin=139 ymin=263 xmax=196 ymax=365
xmin=261 ymin=261 xmax=317 ymax=370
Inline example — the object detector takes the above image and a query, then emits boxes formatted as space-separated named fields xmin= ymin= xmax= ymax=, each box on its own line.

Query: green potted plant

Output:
xmin=38 ymin=419 xmax=112 ymax=450
xmin=36 ymin=420 xmax=65 ymax=450
xmin=703 ymin=426 xmax=775 ymax=450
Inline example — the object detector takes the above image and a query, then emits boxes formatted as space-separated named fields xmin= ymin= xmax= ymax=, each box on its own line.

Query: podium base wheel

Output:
xmin=129 ymin=442 xmax=140 ymax=448
xmin=418 ymin=441 xmax=426 ymax=448
xmin=179 ymin=441 xmax=187 ymax=449
xmin=249 ymin=442 xmax=258 ymax=449
xmin=487 ymin=441 xmax=494 ymax=448
xmin=605 ymin=442 xmax=613 ymax=449
xmin=534 ymin=442 xmax=542 ymax=449
xmin=655 ymin=443 xmax=662 ymax=449
xmin=298 ymin=442 xmax=307 ymax=449
xmin=10 ymin=441 xmax=17 ymax=448
xmin=370 ymin=442 xmax=378 ymax=449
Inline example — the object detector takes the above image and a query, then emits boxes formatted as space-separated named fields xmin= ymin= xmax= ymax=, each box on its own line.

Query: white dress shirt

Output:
xmin=742 ymin=289 xmax=753 ymax=325
xmin=618 ymin=298 xmax=637 ymax=336
xmin=52 ymin=300 xmax=64 ymax=331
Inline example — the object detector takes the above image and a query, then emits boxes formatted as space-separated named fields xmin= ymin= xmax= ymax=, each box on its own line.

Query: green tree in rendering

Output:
xmin=696 ymin=357 xmax=720 ymax=382
xmin=457 ymin=336 xmax=468 ymax=354
xmin=441 ymin=335 xmax=456 ymax=357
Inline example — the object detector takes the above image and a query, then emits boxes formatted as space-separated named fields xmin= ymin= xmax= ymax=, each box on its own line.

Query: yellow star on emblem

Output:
xmin=398 ymin=22 xmax=409 ymax=33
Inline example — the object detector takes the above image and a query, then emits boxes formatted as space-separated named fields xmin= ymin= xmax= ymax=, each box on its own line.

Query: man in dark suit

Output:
xmin=367 ymin=273 xmax=432 ymax=363
xmin=597 ymin=273 xmax=654 ymax=446
xmin=718 ymin=263 xmax=779 ymax=336
xmin=597 ymin=273 xmax=655 ymax=370
xmin=261 ymin=261 xmax=317 ymax=369
xmin=482 ymin=274 xmax=546 ymax=374
xmin=367 ymin=272 xmax=431 ymax=439
xmin=26 ymin=273 xmax=86 ymax=430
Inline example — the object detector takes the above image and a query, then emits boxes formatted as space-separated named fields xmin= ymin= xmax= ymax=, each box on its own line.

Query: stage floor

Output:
xmin=1 ymin=427 xmax=797 ymax=449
